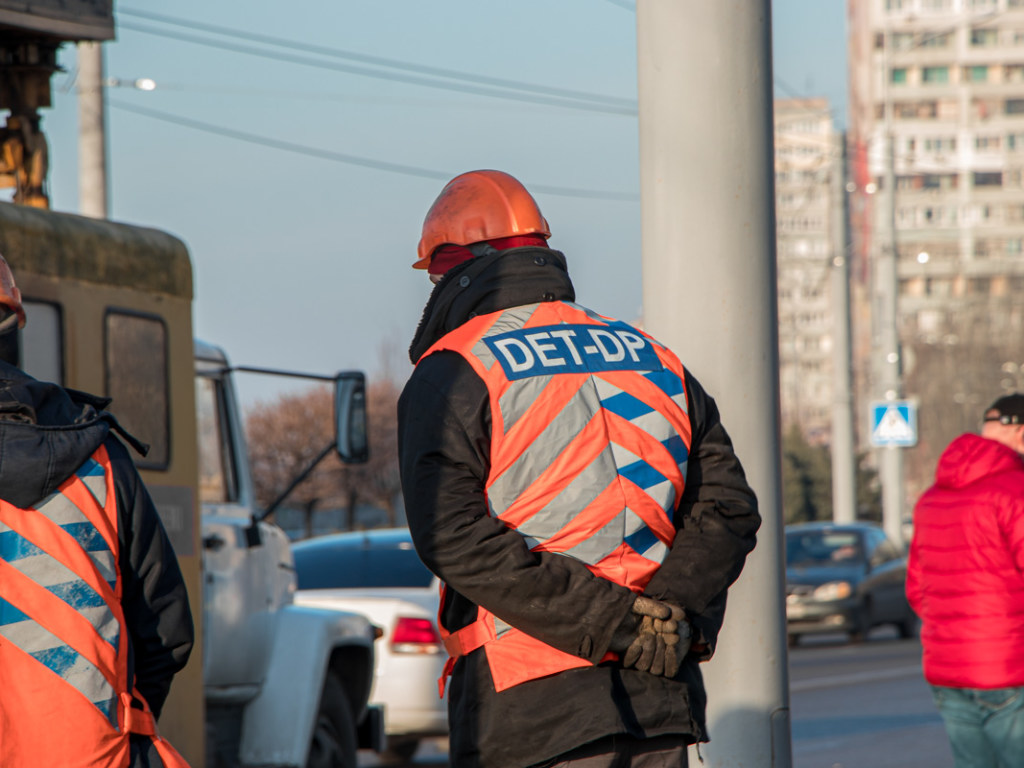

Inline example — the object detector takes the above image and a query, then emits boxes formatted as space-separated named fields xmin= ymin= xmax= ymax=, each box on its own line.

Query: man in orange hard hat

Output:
xmin=398 ymin=170 xmax=760 ymax=768
xmin=0 ymin=255 xmax=194 ymax=767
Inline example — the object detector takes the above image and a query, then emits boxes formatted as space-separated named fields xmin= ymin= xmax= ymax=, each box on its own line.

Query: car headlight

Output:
xmin=812 ymin=581 xmax=852 ymax=601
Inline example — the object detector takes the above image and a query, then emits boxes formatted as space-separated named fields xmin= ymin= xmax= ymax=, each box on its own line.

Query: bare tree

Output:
xmin=244 ymin=374 xmax=403 ymax=532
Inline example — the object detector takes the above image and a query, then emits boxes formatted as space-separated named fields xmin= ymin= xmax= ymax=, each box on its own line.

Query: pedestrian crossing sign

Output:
xmin=870 ymin=400 xmax=918 ymax=448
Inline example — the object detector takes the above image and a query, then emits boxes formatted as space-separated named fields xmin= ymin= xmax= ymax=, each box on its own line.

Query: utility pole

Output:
xmin=830 ymin=132 xmax=856 ymax=525
xmin=636 ymin=2 xmax=791 ymax=766
xmin=77 ymin=41 xmax=108 ymax=219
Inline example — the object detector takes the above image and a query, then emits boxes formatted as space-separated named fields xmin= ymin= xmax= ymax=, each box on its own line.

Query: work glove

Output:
xmin=620 ymin=596 xmax=690 ymax=678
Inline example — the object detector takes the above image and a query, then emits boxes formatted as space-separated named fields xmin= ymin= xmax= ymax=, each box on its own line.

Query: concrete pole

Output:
xmin=78 ymin=41 xmax=108 ymax=219
xmin=636 ymin=2 xmax=791 ymax=766
xmin=830 ymin=132 xmax=857 ymax=525
xmin=877 ymin=131 xmax=904 ymax=547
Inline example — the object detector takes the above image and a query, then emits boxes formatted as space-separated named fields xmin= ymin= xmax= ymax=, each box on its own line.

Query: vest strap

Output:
xmin=442 ymin=617 xmax=497 ymax=658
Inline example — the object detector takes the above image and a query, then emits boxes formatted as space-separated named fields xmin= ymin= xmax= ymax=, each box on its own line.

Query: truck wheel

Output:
xmin=307 ymin=672 xmax=357 ymax=768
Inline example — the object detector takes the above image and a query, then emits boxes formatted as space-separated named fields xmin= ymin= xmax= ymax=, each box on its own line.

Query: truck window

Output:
xmin=195 ymin=375 xmax=239 ymax=504
xmin=14 ymin=300 xmax=63 ymax=385
xmin=105 ymin=311 xmax=169 ymax=468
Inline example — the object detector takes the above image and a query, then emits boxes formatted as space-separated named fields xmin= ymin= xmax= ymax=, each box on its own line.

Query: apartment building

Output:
xmin=849 ymin=0 xmax=1024 ymax=497
xmin=775 ymin=98 xmax=840 ymax=445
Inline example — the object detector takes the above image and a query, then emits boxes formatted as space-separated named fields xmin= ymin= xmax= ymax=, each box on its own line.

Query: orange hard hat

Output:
xmin=0 ymin=255 xmax=25 ymax=329
xmin=414 ymin=170 xmax=550 ymax=270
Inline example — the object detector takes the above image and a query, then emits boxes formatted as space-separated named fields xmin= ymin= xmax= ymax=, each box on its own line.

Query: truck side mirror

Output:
xmin=334 ymin=371 xmax=368 ymax=464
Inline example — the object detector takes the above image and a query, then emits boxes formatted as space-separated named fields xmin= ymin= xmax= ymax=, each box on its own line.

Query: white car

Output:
xmin=292 ymin=528 xmax=448 ymax=762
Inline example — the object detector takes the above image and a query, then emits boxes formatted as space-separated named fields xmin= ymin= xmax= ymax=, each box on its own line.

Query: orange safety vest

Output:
xmin=422 ymin=301 xmax=692 ymax=694
xmin=0 ymin=443 xmax=190 ymax=768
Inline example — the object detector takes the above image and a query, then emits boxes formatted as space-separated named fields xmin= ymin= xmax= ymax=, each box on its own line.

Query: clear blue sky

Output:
xmin=15 ymin=0 xmax=847 ymax=403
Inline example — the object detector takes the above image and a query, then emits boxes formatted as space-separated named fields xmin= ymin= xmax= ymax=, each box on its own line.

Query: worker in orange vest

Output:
xmin=0 ymin=255 xmax=194 ymax=767
xmin=398 ymin=170 xmax=761 ymax=768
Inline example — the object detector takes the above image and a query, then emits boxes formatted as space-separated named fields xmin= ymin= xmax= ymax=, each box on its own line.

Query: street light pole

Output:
xmin=77 ymin=41 xmax=108 ymax=219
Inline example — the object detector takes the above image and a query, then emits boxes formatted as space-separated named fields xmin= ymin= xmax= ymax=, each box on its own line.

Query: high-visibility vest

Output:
xmin=421 ymin=301 xmax=692 ymax=693
xmin=0 ymin=443 xmax=190 ymax=768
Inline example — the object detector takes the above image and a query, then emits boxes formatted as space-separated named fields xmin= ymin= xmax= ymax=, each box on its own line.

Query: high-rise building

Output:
xmin=775 ymin=98 xmax=841 ymax=446
xmin=849 ymin=0 xmax=1024 ymax=499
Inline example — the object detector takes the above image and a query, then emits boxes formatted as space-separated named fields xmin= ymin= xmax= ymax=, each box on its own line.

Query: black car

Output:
xmin=785 ymin=522 xmax=918 ymax=646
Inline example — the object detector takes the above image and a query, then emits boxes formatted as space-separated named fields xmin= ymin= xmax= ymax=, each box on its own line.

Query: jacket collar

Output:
xmin=409 ymin=247 xmax=575 ymax=364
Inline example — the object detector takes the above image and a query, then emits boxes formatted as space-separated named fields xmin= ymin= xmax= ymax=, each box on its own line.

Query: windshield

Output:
xmin=786 ymin=530 xmax=864 ymax=567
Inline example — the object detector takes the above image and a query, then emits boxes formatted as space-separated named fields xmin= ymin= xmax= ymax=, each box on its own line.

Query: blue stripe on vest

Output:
xmin=78 ymin=458 xmax=105 ymax=478
xmin=0 ymin=528 xmax=44 ymax=561
xmin=0 ymin=597 xmax=30 ymax=625
xmin=484 ymin=323 xmax=664 ymax=381
xmin=49 ymin=580 xmax=107 ymax=611
xmin=624 ymin=526 xmax=661 ymax=559
xmin=62 ymin=521 xmax=111 ymax=554
xmin=601 ymin=390 xmax=654 ymax=422
xmin=644 ymin=368 xmax=685 ymax=398
xmin=619 ymin=457 xmax=669 ymax=491
xmin=663 ymin=434 xmax=689 ymax=466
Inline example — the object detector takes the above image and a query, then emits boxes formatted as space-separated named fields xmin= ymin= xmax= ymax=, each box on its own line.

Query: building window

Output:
xmin=974 ymin=171 xmax=1003 ymax=187
xmin=971 ymin=28 xmax=999 ymax=47
xmin=1006 ymin=99 xmax=1024 ymax=114
xmin=1007 ymin=65 xmax=1024 ymax=83
xmin=968 ymin=66 xmax=989 ymax=82
xmin=976 ymin=135 xmax=1002 ymax=150
xmin=891 ymin=67 xmax=908 ymax=84
xmin=924 ymin=137 xmax=957 ymax=153
xmin=920 ymin=32 xmax=952 ymax=48
xmin=922 ymin=0 xmax=951 ymax=9
xmin=886 ymin=0 xmax=906 ymax=12
xmin=891 ymin=32 xmax=915 ymax=50
xmin=923 ymin=66 xmax=950 ymax=84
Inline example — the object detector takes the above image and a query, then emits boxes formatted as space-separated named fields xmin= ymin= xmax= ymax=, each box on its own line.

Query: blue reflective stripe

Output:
xmin=0 ymin=597 xmax=30 ymax=626
xmin=663 ymin=434 xmax=689 ymax=466
xmin=644 ymin=369 xmax=685 ymax=399
xmin=48 ymin=580 xmax=106 ymax=611
xmin=619 ymin=458 xmax=668 ymax=491
xmin=77 ymin=458 xmax=105 ymax=478
xmin=0 ymin=529 xmax=44 ymax=561
xmin=61 ymin=522 xmax=110 ymax=553
xmin=624 ymin=525 xmax=660 ymax=557
xmin=601 ymin=391 xmax=654 ymax=422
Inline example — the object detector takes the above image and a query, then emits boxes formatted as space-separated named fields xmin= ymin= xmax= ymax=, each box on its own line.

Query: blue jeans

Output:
xmin=931 ymin=685 xmax=1024 ymax=768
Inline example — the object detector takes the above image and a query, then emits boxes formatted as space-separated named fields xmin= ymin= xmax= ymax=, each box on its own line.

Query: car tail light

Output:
xmin=390 ymin=616 xmax=443 ymax=654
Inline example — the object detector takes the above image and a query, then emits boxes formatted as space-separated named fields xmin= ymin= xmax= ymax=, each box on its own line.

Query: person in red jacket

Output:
xmin=399 ymin=170 xmax=760 ymax=768
xmin=906 ymin=393 xmax=1024 ymax=768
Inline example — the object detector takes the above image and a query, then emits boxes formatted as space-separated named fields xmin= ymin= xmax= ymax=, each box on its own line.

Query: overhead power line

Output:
xmin=108 ymin=99 xmax=640 ymax=201
xmin=117 ymin=8 xmax=637 ymax=114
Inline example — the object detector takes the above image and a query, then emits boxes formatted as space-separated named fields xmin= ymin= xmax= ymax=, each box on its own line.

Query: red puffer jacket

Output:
xmin=906 ymin=433 xmax=1024 ymax=688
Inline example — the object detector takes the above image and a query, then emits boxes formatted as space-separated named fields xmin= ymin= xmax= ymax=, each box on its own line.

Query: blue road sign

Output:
xmin=870 ymin=400 xmax=918 ymax=447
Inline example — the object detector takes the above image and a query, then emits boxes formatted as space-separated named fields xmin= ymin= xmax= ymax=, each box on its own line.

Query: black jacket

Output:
xmin=398 ymin=248 xmax=760 ymax=768
xmin=0 ymin=360 xmax=194 ymax=718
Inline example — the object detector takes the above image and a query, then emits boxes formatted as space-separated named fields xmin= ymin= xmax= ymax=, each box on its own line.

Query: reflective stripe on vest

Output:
xmin=422 ymin=301 xmax=692 ymax=693
xmin=0 ymin=444 xmax=190 ymax=768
